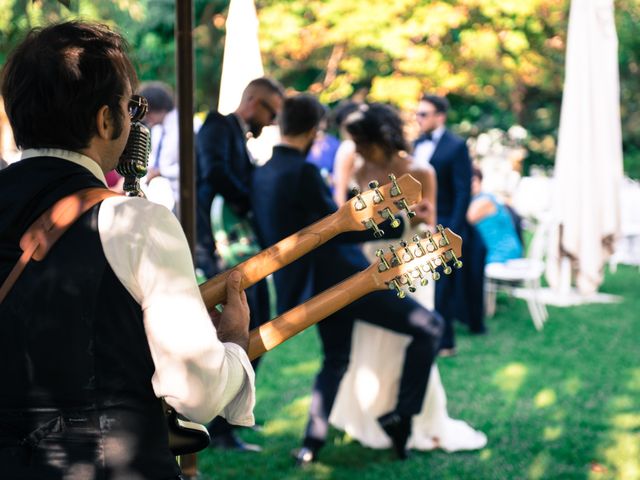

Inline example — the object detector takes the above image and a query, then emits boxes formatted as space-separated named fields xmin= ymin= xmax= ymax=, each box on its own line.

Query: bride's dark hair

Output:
xmin=343 ymin=103 xmax=408 ymax=156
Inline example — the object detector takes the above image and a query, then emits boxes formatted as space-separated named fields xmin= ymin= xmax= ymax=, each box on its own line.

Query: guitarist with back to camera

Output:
xmin=0 ymin=21 xmax=255 ymax=480
xmin=251 ymin=94 xmax=444 ymax=465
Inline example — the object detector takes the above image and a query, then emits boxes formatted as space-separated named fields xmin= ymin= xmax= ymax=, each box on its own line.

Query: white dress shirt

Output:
xmin=412 ymin=125 xmax=446 ymax=169
xmin=149 ymin=109 xmax=180 ymax=203
xmin=21 ymin=148 xmax=256 ymax=426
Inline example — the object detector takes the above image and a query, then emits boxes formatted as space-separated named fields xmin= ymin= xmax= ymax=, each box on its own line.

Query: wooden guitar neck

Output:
xmin=200 ymin=210 xmax=350 ymax=309
xmin=198 ymin=173 xmax=423 ymax=309
xmin=248 ymin=269 xmax=375 ymax=360
xmin=247 ymin=227 xmax=463 ymax=360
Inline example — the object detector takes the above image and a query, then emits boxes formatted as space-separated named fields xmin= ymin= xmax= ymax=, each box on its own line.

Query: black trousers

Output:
xmin=435 ymin=225 xmax=487 ymax=349
xmin=0 ymin=409 xmax=180 ymax=479
xmin=302 ymin=290 xmax=443 ymax=449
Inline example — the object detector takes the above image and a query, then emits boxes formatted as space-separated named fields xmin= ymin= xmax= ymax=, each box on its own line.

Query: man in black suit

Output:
xmin=413 ymin=95 xmax=486 ymax=355
xmin=196 ymin=77 xmax=285 ymax=451
xmin=251 ymin=94 xmax=443 ymax=464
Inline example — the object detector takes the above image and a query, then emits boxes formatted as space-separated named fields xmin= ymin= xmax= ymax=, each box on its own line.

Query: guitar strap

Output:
xmin=0 ymin=187 xmax=121 ymax=304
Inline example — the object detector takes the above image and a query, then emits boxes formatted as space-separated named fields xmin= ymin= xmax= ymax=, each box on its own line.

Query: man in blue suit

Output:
xmin=196 ymin=77 xmax=285 ymax=451
xmin=251 ymin=94 xmax=443 ymax=464
xmin=196 ymin=77 xmax=284 ymax=278
xmin=413 ymin=95 xmax=486 ymax=355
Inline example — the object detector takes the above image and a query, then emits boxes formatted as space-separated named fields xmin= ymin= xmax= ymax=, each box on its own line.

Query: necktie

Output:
xmin=417 ymin=132 xmax=433 ymax=144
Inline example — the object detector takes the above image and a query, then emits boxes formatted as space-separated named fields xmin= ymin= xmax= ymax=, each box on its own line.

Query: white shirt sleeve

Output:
xmin=97 ymin=196 xmax=255 ymax=426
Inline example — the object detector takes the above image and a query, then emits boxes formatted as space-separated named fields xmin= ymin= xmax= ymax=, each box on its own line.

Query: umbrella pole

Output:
xmin=175 ymin=0 xmax=198 ymax=476
xmin=176 ymin=0 xmax=196 ymax=252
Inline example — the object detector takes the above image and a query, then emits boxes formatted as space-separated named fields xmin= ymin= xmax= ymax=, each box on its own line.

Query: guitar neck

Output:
xmin=244 ymin=226 xmax=464 ymax=359
xmin=247 ymin=267 xmax=379 ymax=360
xmin=199 ymin=209 xmax=351 ymax=309
xmin=199 ymin=173 xmax=423 ymax=309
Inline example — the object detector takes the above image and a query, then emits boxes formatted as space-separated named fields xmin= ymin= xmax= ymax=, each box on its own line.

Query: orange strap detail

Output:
xmin=0 ymin=188 xmax=121 ymax=304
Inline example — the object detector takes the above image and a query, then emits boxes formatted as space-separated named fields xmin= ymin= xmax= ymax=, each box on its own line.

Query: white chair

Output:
xmin=484 ymin=220 xmax=549 ymax=330
xmin=609 ymin=177 xmax=640 ymax=272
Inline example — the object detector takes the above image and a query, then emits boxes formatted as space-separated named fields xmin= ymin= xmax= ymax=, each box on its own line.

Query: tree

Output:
xmin=255 ymin=0 xmax=640 ymax=175
xmin=2 ymin=0 xmax=639 ymax=175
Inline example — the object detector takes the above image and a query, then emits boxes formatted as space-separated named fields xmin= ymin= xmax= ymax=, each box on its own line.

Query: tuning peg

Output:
xmin=363 ymin=218 xmax=384 ymax=238
xmin=399 ymin=240 xmax=414 ymax=261
xmin=412 ymin=267 xmax=429 ymax=286
xmin=375 ymin=249 xmax=390 ymax=271
xmin=425 ymin=231 xmax=439 ymax=252
xmin=368 ymin=180 xmax=385 ymax=204
xmin=351 ymin=187 xmax=367 ymax=211
xmin=447 ymin=250 xmax=463 ymax=269
xmin=439 ymin=254 xmax=453 ymax=275
xmin=388 ymin=245 xmax=402 ymax=266
xmin=423 ymin=262 xmax=441 ymax=281
xmin=388 ymin=173 xmax=402 ymax=196
xmin=395 ymin=198 xmax=416 ymax=218
xmin=401 ymin=274 xmax=417 ymax=293
xmin=436 ymin=225 xmax=450 ymax=247
xmin=388 ymin=279 xmax=406 ymax=298
xmin=412 ymin=234 xmax=427 ymax=257
xmin=380 ymin=207 xmax=401 ymax=228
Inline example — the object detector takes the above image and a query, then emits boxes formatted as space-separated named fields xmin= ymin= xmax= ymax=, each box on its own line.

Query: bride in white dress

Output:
xmin=328 ymin=103 xmax=486 ymax=452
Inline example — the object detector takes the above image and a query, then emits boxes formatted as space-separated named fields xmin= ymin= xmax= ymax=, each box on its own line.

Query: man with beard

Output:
xmin=251 ymin=94 xmax=443 ymax=465
xmin=195 ymin=77 xmax=284 ymax=451
xmin=0 ymin=21 xmax=254 ymax=479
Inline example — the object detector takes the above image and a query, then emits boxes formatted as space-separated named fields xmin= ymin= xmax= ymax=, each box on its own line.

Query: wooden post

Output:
xmin=176 ymin=0 xmax=196 ymax=251
xmin=175 ymin=0 xmax=198 ymax=476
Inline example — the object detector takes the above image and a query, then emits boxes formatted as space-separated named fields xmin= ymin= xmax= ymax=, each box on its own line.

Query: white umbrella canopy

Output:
xmin=546 ymin=0 xmax=623 ymax=295
xmin=217 ymin=0 xmax=278 ymax=164
xmin=217 ymin=0 xmax=264 ymax=115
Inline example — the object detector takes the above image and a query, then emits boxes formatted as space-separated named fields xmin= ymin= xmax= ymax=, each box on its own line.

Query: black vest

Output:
xmin=0 ymin=157 xmax=179 ymax=479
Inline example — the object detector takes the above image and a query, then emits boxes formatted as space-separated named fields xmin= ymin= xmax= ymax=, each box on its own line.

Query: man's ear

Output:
xmin=95 ymin=105 xmax=113 ymax=140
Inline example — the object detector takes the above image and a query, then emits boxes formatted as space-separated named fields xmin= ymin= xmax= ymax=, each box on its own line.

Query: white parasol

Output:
xmin=217 ymin=0 xmax=278 ymax=164
xmin=546 ymin=0 xmax=623 ymax=295
xmin=217 ymin=0 xmax=264 ymax=115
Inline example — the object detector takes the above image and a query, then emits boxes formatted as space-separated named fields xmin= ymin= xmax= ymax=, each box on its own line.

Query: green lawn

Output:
xmin=199 ymin=265 xmax=640 ymax=480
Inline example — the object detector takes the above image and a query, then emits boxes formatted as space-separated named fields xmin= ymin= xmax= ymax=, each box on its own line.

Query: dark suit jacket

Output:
xmin=195 ymin=111 xmax=253 ymax=276
xmin=422 ymin=129 xmax=472 ymax=235
xmin=251 ymin=145 xmax=403 ymax=314
xmin=415 ymin=129 xmax=485 ymax=329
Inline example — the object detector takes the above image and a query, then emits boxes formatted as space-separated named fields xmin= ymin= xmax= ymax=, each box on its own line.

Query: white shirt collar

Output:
xmin=232 ymin=113 xmax=251 ymax=138
xmin=20 ymin=148 xmax=108 ymax=186
xmin=431 ymin=125 xmax=446 ymax=143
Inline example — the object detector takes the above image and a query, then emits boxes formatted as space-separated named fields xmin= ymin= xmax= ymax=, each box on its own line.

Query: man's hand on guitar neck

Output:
xmin=211 ymin=271 xmax=250 ymax=353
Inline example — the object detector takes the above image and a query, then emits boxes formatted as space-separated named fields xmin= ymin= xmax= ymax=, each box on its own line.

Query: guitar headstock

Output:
xmin=340 ymin=173 xmax=422 ymax=236
xmin=367 ymin=226 xmax=463 ymax=297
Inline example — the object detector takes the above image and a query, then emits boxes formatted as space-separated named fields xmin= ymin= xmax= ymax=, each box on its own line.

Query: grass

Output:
xmin=198 ymin=265 xmax=640 ymax=479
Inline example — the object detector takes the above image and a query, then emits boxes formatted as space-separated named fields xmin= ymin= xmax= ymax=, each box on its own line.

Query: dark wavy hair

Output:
xmin=1 ymin=21 xmax=137 ymax=150
xmin=343 ymin=103 xmax=409 ymax=155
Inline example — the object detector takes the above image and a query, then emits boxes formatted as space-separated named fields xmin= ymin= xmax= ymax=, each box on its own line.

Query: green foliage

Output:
xmin=255 ymin=0 xmax=640 ymax=177
xmin=0 ymin=0 xmax=230 ymax=112
xmin=1 ymin=0 xmax=639 ymax=176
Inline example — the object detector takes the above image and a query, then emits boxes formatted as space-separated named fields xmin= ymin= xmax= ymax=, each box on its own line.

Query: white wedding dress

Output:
xmin=329 ymin=228 xmax=487 ymax=452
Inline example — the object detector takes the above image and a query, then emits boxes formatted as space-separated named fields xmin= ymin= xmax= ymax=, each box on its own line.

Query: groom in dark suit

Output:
xmin=251 ymin=94 xmax=443 ymax=464
xmin=413 ymin=94 xmax=486 ymax=355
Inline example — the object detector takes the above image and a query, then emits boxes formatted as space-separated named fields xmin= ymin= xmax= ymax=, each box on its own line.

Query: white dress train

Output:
xmin=329 ymin=231 xmax=487 ymax=452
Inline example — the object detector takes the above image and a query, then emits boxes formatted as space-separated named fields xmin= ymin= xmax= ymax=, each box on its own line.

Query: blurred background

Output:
xmin=1 ymin=0 xmax=639 ymax=178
